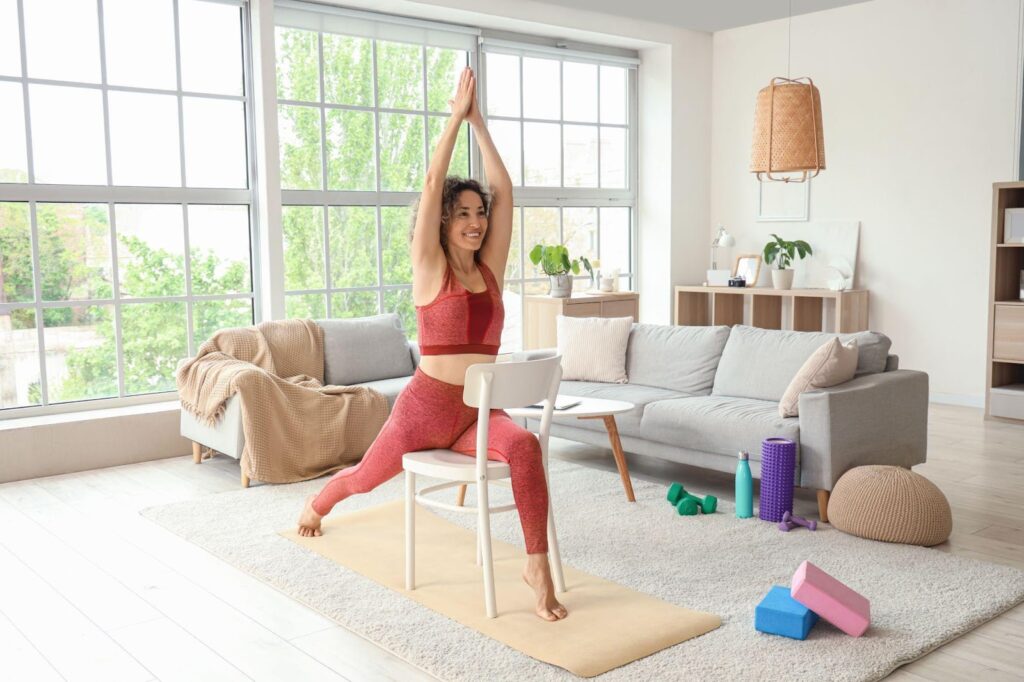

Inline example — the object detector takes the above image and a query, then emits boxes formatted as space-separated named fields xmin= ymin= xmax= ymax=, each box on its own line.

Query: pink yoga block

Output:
xmin=790 ymin=560 xmax=871 ymax=637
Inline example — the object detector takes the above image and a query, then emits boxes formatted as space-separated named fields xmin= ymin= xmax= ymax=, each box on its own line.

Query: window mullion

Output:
xmin=518 ymin=55 xmax=524 ymax=188
xmin=318 ymin=32 xmax=332 ymax=318
xmin=96 ymin=0 xmax=129 ymax=398
xmin=27 ymin=202 xmax=48 ymax=406
xmin=108 ymin=203 xmax=127 ymax=396
xmin=172 ymin=0 xmax=197 ymax=356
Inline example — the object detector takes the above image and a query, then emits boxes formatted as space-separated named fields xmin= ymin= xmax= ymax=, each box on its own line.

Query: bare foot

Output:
xmin=297 ymin=494 xmax=323 ymax=537
xmin=522 ymin=555 xmax=568 ymax=621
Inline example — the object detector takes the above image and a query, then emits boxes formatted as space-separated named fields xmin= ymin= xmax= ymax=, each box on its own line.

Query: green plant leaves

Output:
xmin=762 ymin=234 xmax=813 ymax=270
xmin=528 ymin=242 xmax=590 ymax=276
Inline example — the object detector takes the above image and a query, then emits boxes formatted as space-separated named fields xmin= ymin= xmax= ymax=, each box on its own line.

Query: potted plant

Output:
xmin=528 ymin=244 xmax=593 ymax=298
xmin=762 ymin=233 xmax=813 ymax=290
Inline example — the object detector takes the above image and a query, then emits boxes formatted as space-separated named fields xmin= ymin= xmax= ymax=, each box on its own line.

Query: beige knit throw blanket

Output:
xmin=175 ymin=319 xmax=389 ymax=484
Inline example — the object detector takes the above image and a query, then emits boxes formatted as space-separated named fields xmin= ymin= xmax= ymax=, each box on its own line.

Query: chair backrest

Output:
xmin=462 ymin=355 xmax=562 ymax=410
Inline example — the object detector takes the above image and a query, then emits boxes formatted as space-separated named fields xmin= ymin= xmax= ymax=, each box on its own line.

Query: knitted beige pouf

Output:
xmin=828 ymin=465 xmax=952 ymax=546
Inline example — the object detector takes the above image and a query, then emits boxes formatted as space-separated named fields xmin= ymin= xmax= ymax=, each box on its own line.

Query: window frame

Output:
xmin=0 ymin=0 xmax=259 ymax=418
xmin=273 ymin=9 xmax=478 ymax=329
xmin=479 ymin=42 xmax=639 ymax=347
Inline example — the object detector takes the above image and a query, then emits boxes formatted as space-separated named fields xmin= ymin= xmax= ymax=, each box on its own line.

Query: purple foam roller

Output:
xmin=759 ymin=437 xmax=797 ymax=522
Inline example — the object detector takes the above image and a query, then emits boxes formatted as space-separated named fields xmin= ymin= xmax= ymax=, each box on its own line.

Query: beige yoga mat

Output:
xmin=281 ymin=500 xmax=720 ymax=677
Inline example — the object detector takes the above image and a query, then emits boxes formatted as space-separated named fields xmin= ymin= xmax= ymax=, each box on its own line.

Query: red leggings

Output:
xmin=312 ymin=368 xmax=549 ymax=554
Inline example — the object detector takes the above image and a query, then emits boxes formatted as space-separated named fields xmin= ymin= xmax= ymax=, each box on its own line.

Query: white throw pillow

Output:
xmin=556 ymin=315 xmax=633 ymax=384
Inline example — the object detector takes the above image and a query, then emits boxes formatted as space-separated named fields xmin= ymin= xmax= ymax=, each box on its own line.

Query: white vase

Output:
xmin=771 ymin=269 xmax=795 ymax=290
xmin=549 ymin=274 xmax=573 ymax=298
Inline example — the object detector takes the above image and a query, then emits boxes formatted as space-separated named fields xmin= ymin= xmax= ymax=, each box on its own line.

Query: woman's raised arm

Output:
xmin=470 ymin=100 xmax=514 ymax=283
xmin=411 ymin=67 xmax=475 ymax=271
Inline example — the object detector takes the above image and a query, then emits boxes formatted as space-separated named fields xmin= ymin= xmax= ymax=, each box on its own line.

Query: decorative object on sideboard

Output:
xmin=528 ymin=243 xmax=593 ymax=299
xmin=1005 ymin=207 xmax=1024 ymax=243
xmin=587 ymin=258 xmax=602 ymax=291
xmin=605 ymin=268 xmax=621 ymax=292
xmin=826 ymin=257 xmax=855 ymax=291
xmin=749 ymin=3 xmax=826 ymax=183
xmin=733 ymin=254 xmax=761 ymax=288
xmin=763 ymin=233 xmax=812 ymax=290
xmin=707 ymin=225 xmax=735 ymax=285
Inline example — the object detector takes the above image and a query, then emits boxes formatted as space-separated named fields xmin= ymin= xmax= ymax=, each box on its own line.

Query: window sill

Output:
xmin=0 ymin=399 xmax=180 ymax=432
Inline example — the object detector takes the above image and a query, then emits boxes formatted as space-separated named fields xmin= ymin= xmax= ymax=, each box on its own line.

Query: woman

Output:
xmin=298 ymin=67 xmax=567 ymax=622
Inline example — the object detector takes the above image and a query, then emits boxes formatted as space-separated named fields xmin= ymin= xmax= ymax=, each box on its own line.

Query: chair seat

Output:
xmin=403 ymin=449 xmax=511 ymax=482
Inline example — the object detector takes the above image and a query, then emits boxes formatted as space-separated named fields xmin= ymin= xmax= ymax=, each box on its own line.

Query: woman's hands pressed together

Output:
xmin=449 ymin=66 xmax=482 ymax=126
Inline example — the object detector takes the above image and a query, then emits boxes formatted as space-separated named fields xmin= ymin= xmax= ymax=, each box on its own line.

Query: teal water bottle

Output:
xmin=735 ymin=451 xmax=753 ymax=518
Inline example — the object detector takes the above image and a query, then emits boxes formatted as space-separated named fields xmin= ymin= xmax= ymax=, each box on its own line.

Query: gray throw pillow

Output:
xmin=317 ymin=314 xmax=415 ymax=386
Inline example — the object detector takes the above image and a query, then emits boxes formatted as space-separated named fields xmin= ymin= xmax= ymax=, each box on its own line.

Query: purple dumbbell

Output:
xmin=782 ymin=510 xmax=817 ymax=531
xmin=778 ymin=520 xmax=798 ymax=532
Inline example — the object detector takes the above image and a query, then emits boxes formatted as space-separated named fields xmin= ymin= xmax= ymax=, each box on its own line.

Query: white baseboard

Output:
xmin=929 ymin=392 xmax=985 ymax=408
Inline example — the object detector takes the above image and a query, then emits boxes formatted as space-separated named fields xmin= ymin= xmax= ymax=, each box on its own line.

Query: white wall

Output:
xmin=710 ymin=0 xmax=1021 ymax=403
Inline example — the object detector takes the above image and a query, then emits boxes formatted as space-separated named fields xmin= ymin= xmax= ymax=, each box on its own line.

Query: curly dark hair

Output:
xmin=409 ymin=176 xmax=491 ymax=261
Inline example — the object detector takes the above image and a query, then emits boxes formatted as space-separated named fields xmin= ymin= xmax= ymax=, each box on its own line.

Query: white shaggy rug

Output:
xmin=141 ymin=461 xmax=1024 ymax=681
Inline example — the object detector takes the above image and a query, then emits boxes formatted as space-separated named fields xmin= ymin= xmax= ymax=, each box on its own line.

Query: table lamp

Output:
xmin=707 ymin=225 xmax=735 ymax=286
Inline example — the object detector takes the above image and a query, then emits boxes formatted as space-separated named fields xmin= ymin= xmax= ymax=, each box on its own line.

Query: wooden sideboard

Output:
xmin=524 ymin=291 xmax=639 ymax=349
xmin=674 ymin=285 xmax=868 ymax=333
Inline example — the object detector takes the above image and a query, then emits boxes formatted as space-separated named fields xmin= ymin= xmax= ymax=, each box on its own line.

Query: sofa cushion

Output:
xmin=553 ymin=380 xmax=691 ymax=435
xmin=712 ymin=326 xmax=892 ymax=402
xmin=626 ymin=324 xmax=731 ymax=395
xmin=317 ymin=314 xmax=415 ymax=386
xmin=359 ymin=375 xmax=413 ymax=410
xmin=641 ymin=395 xmax=800 ymax=462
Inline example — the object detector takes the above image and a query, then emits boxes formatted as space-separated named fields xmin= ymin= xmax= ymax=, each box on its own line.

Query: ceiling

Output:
xmin=527 ymin=0 xmax=872 ymax=33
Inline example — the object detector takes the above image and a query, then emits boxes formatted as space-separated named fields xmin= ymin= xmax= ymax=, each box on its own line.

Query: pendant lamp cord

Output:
xmin=787 ymin=0 xmax=792 ymax=79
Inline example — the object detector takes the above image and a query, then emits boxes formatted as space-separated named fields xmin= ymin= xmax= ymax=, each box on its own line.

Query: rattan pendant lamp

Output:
xmin=750 ymin=1 xmax=825 ymax=183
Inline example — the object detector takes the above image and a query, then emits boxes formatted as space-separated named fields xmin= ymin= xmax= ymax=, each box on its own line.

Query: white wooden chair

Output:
xmin=402 ymin=355 xmax=565 ymax=618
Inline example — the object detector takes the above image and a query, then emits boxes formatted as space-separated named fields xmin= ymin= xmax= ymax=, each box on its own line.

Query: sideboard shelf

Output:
xmin=673 ymin=285 xmax=869 ymax=333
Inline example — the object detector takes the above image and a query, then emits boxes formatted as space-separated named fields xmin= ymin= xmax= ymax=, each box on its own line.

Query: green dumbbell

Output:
xmin=666 ymin=482 xmax=718 ymax=514
xmin=690 ymin=491 xmax=718 ymax=514
xmin=667 ymin=483 xmax=699 ymax=515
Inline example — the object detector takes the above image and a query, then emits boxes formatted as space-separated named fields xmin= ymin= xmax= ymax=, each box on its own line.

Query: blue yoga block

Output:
xmin=755 ymin=585 xmax=819 ymax=640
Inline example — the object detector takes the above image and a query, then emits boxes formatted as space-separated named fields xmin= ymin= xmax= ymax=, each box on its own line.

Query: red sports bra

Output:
xmin=416 ymin=260 xmax=504 ymax=356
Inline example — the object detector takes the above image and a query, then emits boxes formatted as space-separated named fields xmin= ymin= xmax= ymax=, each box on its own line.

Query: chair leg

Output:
xmin=192 ymin=442 xmax=202 ymax=464
xmin=546 ymin=498 xmax=566 ymax=594
xmin=405 ymin=470 xmax=416 ymax=590
xmin=456 ymin=484 xmax=467 ymax=507
xmin=241 ymin=472 xmax=250 ymax=488
xmin=477 ymin=479 xmax=497 ymax=618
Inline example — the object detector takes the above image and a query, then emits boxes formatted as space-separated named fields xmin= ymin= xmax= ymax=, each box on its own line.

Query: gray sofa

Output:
xmin=518 ymin=324 xmax=928 ymax=499
xmin=182 ymin=317 xmax=928 ymax=503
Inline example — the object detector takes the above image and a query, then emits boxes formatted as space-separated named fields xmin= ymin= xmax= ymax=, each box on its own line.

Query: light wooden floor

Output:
xmin=0 ymin=403 xmax=1021 ymax=681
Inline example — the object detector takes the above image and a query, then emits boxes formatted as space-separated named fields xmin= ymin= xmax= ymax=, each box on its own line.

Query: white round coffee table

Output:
xmin=506 ymin=396 xmax=637 ymax=502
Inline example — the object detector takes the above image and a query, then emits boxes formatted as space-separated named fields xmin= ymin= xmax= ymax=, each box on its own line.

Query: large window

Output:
xmin=274 ymin=6 xmax=637 ymax=350
xmin=481 ymin=45 xmax=637 ymax=349
xmin=0 ymin=0 xmax=255 ymax=412
xmin=1 ymin=1 xmax=637 ymax=417
xmin=274 ymin=5 xmax=475 ymax=338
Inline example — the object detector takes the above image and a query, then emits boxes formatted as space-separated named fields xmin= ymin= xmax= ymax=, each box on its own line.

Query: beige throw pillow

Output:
xmin=779 ymin=338 xmax=859 ymax=417
xmin=556 ymin=315 xmax=633 ymax=384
